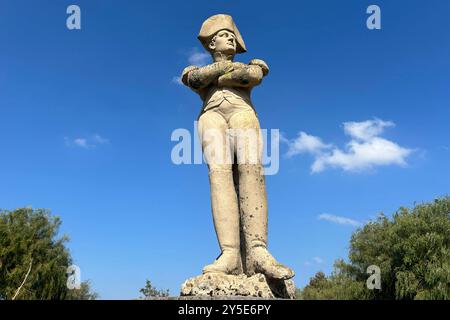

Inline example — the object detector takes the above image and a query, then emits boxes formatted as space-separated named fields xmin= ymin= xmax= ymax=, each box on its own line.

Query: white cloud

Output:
xmin=172 ymin=47 xmax=210 ymax=85
xmin=65 ymin=134 xmax=109 ymax=149
xmin=74 ymin=138 xmax=89 ymax=149
xmin=318 ymin=213 xmax=362 ymax=227
xmin=344 ymin=119 xmax=394 ymax=141
xmin=312 ymin=136 xmax=411 ymax=173
xmin=283 ymin=119 xmax=413 ymax=173
xmin=312 ymin=257 xmax=324 ymax=264
xmin=282 ymin=132 xmax=331 ymax=158
xmin=172 ymin=76 xmax=182 ymax=85
xmin=304 ymin=256 xmax=325 ymax=266
xmin=187 ymin=47 xmax=210 ymax=66
xmin=93 ymin=134 xmax=109 ymax=144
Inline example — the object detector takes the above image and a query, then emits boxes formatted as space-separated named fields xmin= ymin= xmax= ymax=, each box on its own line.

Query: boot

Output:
xmin=203 ymin=168 xmax=243 ymax=275
xmin=238 ymin=164 xmax=294 ymax=280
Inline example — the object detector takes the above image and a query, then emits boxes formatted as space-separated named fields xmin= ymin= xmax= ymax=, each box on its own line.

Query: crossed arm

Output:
xmin=182 ymin=60 xmax=269 ymax=90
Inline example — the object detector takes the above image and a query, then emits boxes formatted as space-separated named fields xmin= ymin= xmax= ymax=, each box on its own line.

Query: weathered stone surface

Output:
xmin=179 ymin=14 xmax=296 ymax=297
xmin=181 ymin=273 xmax=296 ymax=299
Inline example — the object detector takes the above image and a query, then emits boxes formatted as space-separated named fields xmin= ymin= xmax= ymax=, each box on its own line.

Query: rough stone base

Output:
xmin=181 ymin=273 xmax=296 ymax=299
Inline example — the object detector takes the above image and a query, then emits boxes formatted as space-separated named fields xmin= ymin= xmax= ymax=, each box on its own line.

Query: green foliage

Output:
xmin=298 ymin=264 xmax=368 ymax=300
xmin=0 ymin=208 xmax=97 ymax=300
xmin=65 ymin=280 xmax=99 ymax=300
xmin=139 ymin=279 xmax=169 ymax=299
xmin=299 ymin=196 xmax=450 ymax=300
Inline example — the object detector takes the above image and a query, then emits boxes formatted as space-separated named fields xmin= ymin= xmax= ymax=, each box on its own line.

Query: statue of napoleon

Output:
xmin=181 ymin=14 xmax=294 ymax=283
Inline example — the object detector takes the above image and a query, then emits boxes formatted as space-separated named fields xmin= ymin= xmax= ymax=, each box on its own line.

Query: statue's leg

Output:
xmin=229 ymin=110 xmax=294 ymax=280
xmin=198 ymin=110 xmax=243 ymax=275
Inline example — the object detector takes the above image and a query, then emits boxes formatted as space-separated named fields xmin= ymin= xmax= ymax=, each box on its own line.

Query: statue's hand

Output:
xmin=217 ymin=63 xmax=265 ymax=88
xmin=249 ymin=59 xmax=269 ymax=76
xmin=214 ymin=60 xmax=234 ymax=76
xmin=232 ymin=62 xmax=248 ymax=70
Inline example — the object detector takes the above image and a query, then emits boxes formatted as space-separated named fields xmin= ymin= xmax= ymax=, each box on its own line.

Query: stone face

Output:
xmin=181 ymin=273 xmax=296 ymax=299
xmin=198 ymin=14 xmax=247 ymax=53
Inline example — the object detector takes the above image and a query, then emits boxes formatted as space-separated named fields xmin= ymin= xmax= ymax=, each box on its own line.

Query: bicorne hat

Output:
xmin=198 ymin=14 xmax=247 ymax=54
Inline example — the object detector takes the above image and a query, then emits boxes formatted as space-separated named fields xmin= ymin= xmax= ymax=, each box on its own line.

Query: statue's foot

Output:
xmin=203 ymin=249 xmax=243 ymax=275
xmin=250 ymin=247 xmax=295 ymax=280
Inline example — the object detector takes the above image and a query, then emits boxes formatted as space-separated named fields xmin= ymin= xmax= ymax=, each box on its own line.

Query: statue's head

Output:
xmin=198 ymin=14 xmax=247 ymax=55
xmin=208 ymin=29 xmax=237 ymax=55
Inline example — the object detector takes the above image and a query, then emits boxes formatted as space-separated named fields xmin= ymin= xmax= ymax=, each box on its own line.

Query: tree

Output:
xmin=298 ymin=263 xmax=368 ymax=300
xmin=299 ymin=196 xmax=450 ymax=300
xmin=0 ymin=208 xmax=98 ymax=300
xmin=139 ymin=280 xmax=169 ymax=299
xmin=65 ymin=280 xmax=99 ymax=300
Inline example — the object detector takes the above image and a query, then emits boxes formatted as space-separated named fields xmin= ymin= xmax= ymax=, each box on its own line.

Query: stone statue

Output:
xmin=180 ymin=14 xmax=295 ymax=298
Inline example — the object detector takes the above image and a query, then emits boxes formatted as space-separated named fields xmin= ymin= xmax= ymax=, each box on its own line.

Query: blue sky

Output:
xmin=1 ymin=0 xmax=449 ymax=299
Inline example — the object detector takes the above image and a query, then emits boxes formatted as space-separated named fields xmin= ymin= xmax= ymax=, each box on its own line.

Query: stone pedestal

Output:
xmin=181 ymin=273 xmax=296 ymax=299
